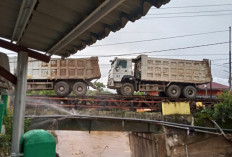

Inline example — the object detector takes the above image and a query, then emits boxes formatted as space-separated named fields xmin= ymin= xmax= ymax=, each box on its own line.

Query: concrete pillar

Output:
xmin=11 ymin=52 xmax=28 ymax=157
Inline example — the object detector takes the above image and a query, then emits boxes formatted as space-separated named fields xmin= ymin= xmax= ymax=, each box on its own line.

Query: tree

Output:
xmin=194 ymin=90 xmax=232 ymax=128
xmin=94 ymin=81 xmax=106 ymax=92
xmin=213 ymin=90 xmax=232 ymax=123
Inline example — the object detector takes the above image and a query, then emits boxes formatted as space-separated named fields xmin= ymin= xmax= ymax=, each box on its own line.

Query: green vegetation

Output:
xmin=85 ymin=81 xmax=113 ymax=95
xmin=194 ymin=90 xmax=232 ymax=128
xmin=27 ymin=90 xmax=56 ymax=96
xmin=134 ymin=92 xmax=145 ymax=96
xmin=0 ymin=109 xmax=30 ymax=156
xmin=94 ymin=81 xmax=105 ymax=92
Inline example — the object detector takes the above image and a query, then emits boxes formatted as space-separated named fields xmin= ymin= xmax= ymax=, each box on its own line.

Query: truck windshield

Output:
xmin=117 ymin=60 xmax=127 ymax=68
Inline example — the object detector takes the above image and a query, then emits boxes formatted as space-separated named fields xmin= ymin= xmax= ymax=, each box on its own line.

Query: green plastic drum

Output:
xmin=0 ymin=102 xmax=4 ymax=133
xmin=20 ymin=129 xmax=56 ymax=157
xmin=1 ymin=95 xmax=8 ymax=116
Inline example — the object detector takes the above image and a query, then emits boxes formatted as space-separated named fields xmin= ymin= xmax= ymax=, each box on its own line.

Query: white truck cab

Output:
xmin=107 ymin=57 xmax=134 ymax=95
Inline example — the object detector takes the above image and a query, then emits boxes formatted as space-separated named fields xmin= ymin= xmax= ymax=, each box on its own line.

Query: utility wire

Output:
xmin=148 ymin=9 xmax=232 ymax=15
xmin=151 ymin=4 xmax=232 ymax=9
xmin=212 ymin=63 xmax=228 ymax=68
xmin=211 ymin=58 xmax=228 ymax=61
xmin=149 ymin=54 xmax=228 ymax=57
xmin=7 ymin=53 xmax=229 ymax=58
xmin=91 ymin=30 xmax=228 ymax=47
xmin=76 ymin=41 xmax=230 ymax=58
xmin=143 ymin=13 xmax=232 ymax=19
xmin=98 ymin=54 xmax=228 ymax=57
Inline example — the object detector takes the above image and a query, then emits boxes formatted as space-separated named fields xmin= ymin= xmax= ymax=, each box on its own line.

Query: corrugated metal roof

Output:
xmin=198 ymin=82 xmax=229 ymax=90
xmin=0 ymin=0 xmax=22 ymax=39
xmin=0 ymin=0 xmax=170 ymax=57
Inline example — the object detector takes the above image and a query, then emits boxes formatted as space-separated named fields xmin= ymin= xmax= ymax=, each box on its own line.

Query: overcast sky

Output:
xmin=2 ymin=0 xmax=232 ymax=85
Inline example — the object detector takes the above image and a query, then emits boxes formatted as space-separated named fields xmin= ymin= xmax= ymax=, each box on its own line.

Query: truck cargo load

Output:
xmin=26 ymin=57 xmax=101 ymax=80
xmin=134 ymin=55 xmax=211 ymax=84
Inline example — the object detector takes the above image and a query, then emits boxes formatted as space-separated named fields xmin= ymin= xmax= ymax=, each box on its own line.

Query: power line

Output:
xmin=211 ymin=63 xmax=228 ymax=68
xmin=148 ymin=10 xmax=232 ymax=15
xmin=91 ymin=30 xmax=228 ymax=47
xmin=76 ymin=41 xmax=230 ymax=58
xmin=211 ymin=58 xmax=228 ymax=61
xmin=149 ymin=54 xmax=228 ymax=57
xmin=151 ymin=4 xmax=232 ymax=9
xmin=143 ymin=13 xmax=232 ymax=19
xmin=76 ymin=54 xmax=228 ymax=58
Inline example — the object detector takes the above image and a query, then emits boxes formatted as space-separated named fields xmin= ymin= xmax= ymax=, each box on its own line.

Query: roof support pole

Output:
xmin=11 ymin=52 xmax=28 ymax=157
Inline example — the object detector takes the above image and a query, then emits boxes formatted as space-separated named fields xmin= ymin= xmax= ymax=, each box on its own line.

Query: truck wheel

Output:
xmin=121 ymin=83 xmax=134 ymax=96
xmin=73 ymin=82 xmax=87 ymax=96
xmin=166 ymin=85 xmax=181 ymax=98
xmin=116 ymin=88 xmax=121 ymax=95
xmin=183 ymin=86 xmax=197 ymax=99
xmin=54 ymin=81 xmax=70 ymax=96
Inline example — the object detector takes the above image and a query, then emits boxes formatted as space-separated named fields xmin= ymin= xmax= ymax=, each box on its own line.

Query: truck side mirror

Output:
xmin=116 ymin=67 xmax=120 ymax=72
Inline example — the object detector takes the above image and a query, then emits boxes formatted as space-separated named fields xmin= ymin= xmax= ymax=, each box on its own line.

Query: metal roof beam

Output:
xmin=48 ymin=0 xmax=126 ymax=55
xmin=11 ymin=0 xmax=37 ymax=42
xmin=0 ymin=39 xmax=50 ymax=63
xmin=0 ymin=65 xmax=17 ymax=84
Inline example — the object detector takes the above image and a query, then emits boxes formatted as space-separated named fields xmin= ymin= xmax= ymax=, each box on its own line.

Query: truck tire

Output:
xmin=73 ymin=82 xmax=87 ymax=96
xmin=116 ymin=88 xmax=122 ymax=95
xmin=54 ymin=81 xmax=70 ymax=96
xmin=166 ymin=85 xmax=181 ymax=98
xmin=183 ymin=86 xmax=197 ymax=99
xmin=120 ymin=83 xmax=134 ymax=96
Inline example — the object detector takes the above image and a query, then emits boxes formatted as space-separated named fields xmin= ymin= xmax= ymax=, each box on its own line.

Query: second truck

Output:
xmin=10 ymin=57 xmax=101 ymax=96
xmin=107 ymin=55 xmax=212 ymax=99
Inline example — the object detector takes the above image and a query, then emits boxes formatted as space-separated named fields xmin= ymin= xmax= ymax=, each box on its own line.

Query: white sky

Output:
xmin=1 ymin=0 xmax=232 ymax=85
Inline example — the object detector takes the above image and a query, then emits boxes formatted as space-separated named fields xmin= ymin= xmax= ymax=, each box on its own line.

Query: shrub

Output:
xmin=194 ymin=90 xmax=232 ymax=128
xmin=0 ymin=109 xmax=30 ymax=155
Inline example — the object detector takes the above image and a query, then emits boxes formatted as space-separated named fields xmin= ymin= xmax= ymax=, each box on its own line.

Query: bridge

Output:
xmin=22 ymin=95 xmax=224 ymax=134
xmin=25 ymin=94 xmax=218 ymax=112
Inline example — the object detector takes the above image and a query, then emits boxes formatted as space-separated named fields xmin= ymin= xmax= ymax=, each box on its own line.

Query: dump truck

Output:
xmin=10 ymin=57 xmax=101 ymax=96
xmin=107 ymin=55 xmax=212 ymax=98
xmin=0 ymin=52 xmax=11 ymax=91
